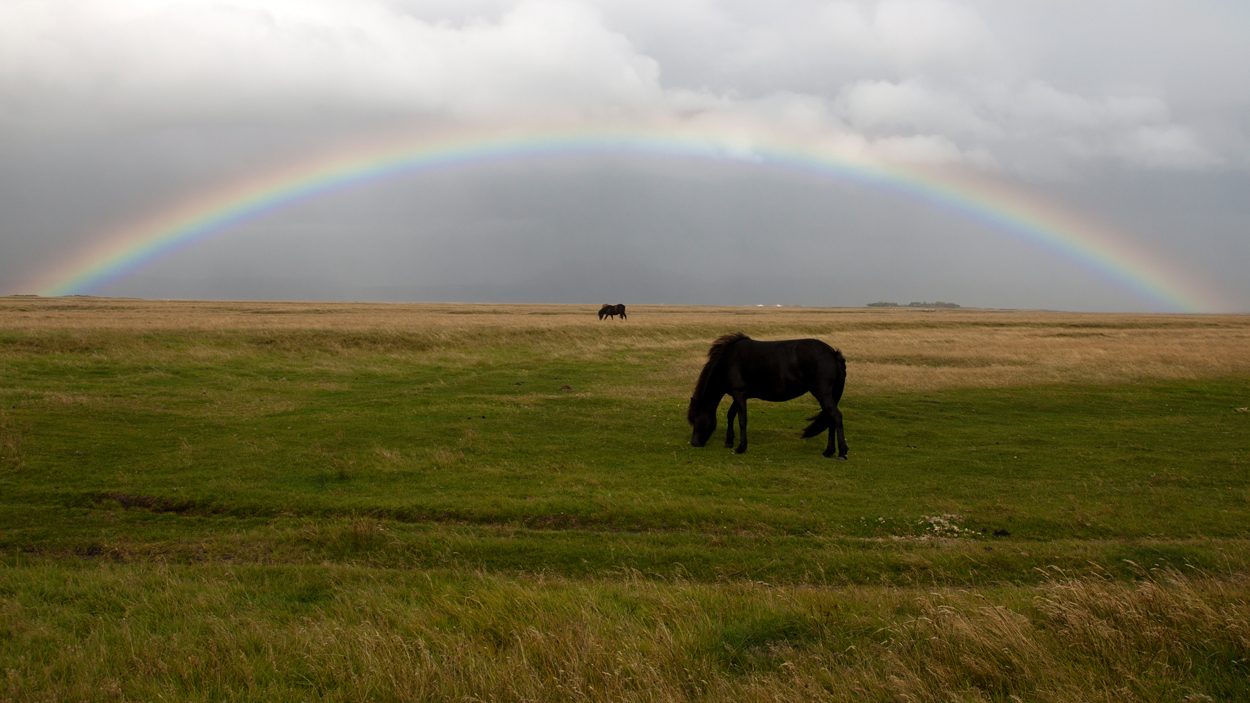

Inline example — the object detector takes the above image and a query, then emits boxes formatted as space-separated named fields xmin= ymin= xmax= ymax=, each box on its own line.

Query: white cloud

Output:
xmin=871 ymin=134 xmax=961 ymax=164
xmin=1011 ymin=82 xmax=1169 ymax=130
xmin=998 ymin=81 xmax=1220 ymax=172
xmin=1114 ymin=125 xmax=1221 ymax=170
xmin=870 ymin=0 xmax=999 ymax=71
xmin=839 ymin=79 xmax=997 ymax=139
xmin=0 ymin=0 xmax=1235 ymax=175
xmin=619 ymin=0 xmax=1003 ymax=90
xmin=0 ymin=0 xmax=662 ymax=124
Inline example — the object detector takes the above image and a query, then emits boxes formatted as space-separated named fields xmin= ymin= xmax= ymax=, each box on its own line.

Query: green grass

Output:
xmin=2 ymin=328 xmax=1246 ymax=580
xmin=2 ymin=312 xmax=1249 ymax=700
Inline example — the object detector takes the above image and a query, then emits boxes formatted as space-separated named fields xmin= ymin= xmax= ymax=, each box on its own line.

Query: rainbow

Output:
xmin=31 ymin=123 xmax=1226 ymax=311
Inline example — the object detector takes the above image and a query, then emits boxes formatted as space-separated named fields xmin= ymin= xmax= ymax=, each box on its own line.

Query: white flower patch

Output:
xmin=918 ymin=513 xmax=965 ymax=539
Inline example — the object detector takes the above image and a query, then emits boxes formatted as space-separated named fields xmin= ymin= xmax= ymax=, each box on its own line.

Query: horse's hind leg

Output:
xmin=724 ymin=401 xmax=738 ymax=448
xmin=824 ymin=405 xmax=848 ymax=459
xmin=813 ymin=395 xmax=848 ymax=459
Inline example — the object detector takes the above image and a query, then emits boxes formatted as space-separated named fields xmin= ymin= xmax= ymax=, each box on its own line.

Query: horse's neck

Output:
xmin=697 ymin=386 xmax=727 ymax=412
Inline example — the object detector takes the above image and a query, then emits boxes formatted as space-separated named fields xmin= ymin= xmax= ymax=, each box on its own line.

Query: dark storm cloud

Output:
xmin=1 ymin=1 xmax=1247 ymax=311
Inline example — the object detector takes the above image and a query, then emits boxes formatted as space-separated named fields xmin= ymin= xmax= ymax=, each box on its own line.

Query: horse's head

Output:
xmin=688 ymin=399 xmax=716 ymax=447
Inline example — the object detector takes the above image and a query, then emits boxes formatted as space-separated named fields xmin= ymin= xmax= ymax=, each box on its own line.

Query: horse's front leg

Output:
xmin=724 ymin=401 xmax=738 ymax=448
xmin=731 ymin=393 xmax=748 ymax=454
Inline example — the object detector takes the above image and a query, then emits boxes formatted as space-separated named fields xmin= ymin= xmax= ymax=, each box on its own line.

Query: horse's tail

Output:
xmin=802 ymin=348 xmax=846 ymax=437
xmin=831 ymin=349 xmax=847 ymax=401
xmin=801 ymin=412 xmax=830 ymax=438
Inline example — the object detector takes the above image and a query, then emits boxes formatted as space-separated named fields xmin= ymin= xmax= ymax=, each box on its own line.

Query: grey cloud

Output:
xmin=1 ymin=0 xmax=1247 ymax=311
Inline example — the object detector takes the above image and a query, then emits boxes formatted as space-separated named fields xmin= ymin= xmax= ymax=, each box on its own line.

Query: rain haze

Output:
xmin=1 ymin=0 xmax=1248 ymax=312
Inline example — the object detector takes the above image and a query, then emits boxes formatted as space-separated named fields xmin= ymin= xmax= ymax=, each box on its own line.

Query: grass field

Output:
xmin=2 ymin=297 xmax=1248 ymax=701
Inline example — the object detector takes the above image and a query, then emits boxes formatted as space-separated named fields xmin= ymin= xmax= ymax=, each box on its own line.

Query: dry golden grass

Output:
xmin=4 ymin=296 xmax=1248 ymax=393
xmin=2 ymin=564 xmax=1244 ymax=702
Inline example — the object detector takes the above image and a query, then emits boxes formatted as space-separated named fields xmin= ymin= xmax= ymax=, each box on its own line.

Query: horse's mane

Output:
xmin=687 ymin=332 xmax=750 ymax=422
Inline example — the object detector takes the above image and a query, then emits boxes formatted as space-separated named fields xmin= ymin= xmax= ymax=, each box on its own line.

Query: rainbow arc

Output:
xmin=32 ymin=124 xmax=1226 ymax=312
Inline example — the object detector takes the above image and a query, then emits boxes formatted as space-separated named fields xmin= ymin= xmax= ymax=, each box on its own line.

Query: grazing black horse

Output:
xmin=687 ymin=333 xmax=848 ymax=458
xmin=597 ymin=304 xmax=627 ymax=320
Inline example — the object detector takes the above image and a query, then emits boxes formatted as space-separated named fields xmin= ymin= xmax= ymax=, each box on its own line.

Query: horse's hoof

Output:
xmin=836 ymin=455 xmax=848 ymax=461
xmin=733 ymin=447 xmax=746 ymax=455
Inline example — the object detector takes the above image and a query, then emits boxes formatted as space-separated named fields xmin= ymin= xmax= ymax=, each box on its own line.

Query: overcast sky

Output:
xmin=1 ymin=0 xmax=1247 ymax=311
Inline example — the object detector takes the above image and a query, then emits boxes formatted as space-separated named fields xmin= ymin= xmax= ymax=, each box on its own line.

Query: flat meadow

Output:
xmin=1 ymin=296 xmax=1248 ymax=701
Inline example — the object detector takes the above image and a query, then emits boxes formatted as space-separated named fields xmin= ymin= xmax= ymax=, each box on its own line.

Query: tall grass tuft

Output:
xmin=2 ymin=564 xmax=1246 ymax=701
xmin=0 ymin=409 xmax=24 ymax=470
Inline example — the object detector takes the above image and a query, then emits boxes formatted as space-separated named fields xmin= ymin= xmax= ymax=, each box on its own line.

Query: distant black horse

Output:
xmin=687 ymin=333 xmax=848 ymax=458
xmin=598 ymin=304 xmax=627 ymax=320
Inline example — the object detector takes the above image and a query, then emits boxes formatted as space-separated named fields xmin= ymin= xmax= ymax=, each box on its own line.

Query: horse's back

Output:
xmin=724 ymin=338 xmax=843 ymax=400
xmin=735 ymin=338 xmax=839 ymax=363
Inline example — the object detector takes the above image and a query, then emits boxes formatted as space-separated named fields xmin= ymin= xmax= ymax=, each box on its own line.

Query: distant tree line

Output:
xmin=866 ymin=301 xmax=961 ymax=308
